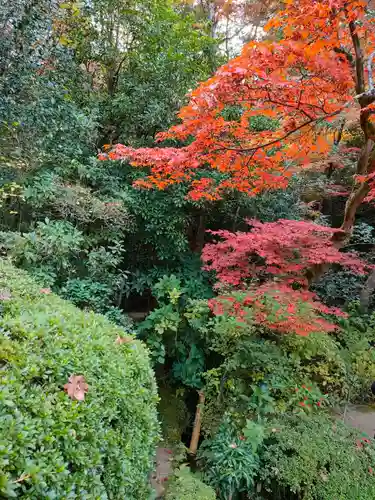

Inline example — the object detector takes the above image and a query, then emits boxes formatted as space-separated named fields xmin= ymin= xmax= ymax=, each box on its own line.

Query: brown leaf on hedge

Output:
xmin=64 ymin=375 xmax=88 ymax=401
xmin=115 ymin=335 xmax=133 ymax=345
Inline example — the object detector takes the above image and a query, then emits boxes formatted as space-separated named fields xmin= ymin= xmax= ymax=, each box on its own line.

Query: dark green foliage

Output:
xmin=0 ymin=259 xmax=159 ymax=498
xmin=313 ymin=269 xmax=366 ymax=308
xmin=126 ymin=184 xmax=191 ymax=263
xmin=336 ymin=309 xmax=375 ymax=400
xmin=260 ymin=413 xmax=375 ymax=500
xmin=220 ymin=105 xmax=244 ymax=122
xmin=137 ymin=274 xmax=211 ymax=386
xmin=112 ymin=4 xmax=217 ymax=145
xmin=207 ymin=178 xmax=306 ymax=234
xmin=0 ymin=1 xmax=97 ymax=169
xmin=198 ymin=418 xmax=261 ymax=499
xmin=61 ymin=278 xmax=112 ymax=310
xmin=313 ymin=222 xmax=375 ymax=309
xmin=248 ymin=115 xmax=280 ymax=132
xmin=158 ymin=386 xmax=190 ymax=445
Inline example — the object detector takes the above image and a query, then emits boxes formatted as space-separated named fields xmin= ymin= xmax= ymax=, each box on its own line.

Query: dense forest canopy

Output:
xmin=3 ymin=1 xmax=375 ymax=499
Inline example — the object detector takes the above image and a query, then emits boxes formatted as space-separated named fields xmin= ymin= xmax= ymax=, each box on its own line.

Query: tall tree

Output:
xmin=0 ymin=0 xmax=96 ymax=169
xmin=105 ymin=0 xmax=375 ymax=237
xmin=267 ymin=0 xmax=375 ymax=237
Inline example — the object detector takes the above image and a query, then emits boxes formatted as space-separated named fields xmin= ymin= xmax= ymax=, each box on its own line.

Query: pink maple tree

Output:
xmin=202 ymin=220 xmax=369 ymax=335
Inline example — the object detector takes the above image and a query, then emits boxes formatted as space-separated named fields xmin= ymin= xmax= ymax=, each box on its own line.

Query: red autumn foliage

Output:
xmin=203 ymin=220 xmax=368 ymax=336
xmin=202 ymin=219 xmax=367 ymax=287
xmin=208 ymin=284 xmax=347 ymax=336
xmin=101 ymin=39 xmax=352 ymax=200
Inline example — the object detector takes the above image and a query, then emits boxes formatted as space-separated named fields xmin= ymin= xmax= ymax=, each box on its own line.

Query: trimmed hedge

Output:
xmin=0 ymin=260 xmax=159 ymax=499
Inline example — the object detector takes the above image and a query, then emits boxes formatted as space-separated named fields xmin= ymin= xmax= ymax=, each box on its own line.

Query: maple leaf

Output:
xmin=115 ymin=335 xmax=133 ymax=345
xmin=64 ymin=375 xmax=89 ymax=401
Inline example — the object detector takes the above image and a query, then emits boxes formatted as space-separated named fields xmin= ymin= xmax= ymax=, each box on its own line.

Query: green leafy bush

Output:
xmin=0 ymin=259 xmax=159 ymax=498
xmin=260 ymin=413 xmax=375 ymax=500
xmin=137 ymin=275 xmax=210 ymax=386
xmin=165 ymin=466 xmax=216 ymax=500
xmin=2 ymin=219 xmax=85 ymax=287
xmin=198 ymin=418 xmax=261 ymax=499
xmin=61 ymin=277 xmax=113 ymax=311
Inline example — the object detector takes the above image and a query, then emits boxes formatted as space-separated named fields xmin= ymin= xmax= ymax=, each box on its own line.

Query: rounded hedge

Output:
xmin=0 ymin=260 xmax=159 ymax=499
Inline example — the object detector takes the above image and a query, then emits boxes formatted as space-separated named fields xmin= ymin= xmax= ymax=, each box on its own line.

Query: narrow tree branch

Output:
xmin=348 ymin=20 xmax=365 ymax=95
xmin=368 ymin=49 xmax=375 ymax=90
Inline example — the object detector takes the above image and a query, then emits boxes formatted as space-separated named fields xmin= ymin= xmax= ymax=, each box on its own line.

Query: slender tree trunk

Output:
xmin=337 ymin=182 xmax=370 ymax=238
xmin=360 ymin=268 xmax=375 ymax=311
xmin=195 ymin=213 xmax=206 ymax=252
xmin=189 ymin=391 xmax=205 ymax=456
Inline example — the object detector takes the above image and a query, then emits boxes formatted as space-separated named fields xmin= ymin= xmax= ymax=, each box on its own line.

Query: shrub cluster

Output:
xmin=0 ymin=259 xmax=159 ymax=499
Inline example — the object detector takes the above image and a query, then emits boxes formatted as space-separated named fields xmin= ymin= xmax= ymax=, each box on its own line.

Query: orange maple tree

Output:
xmin=101 ymin=40 xmax=352 ymax=201
xmin=101 ymin=0 xmax=375 ymax=233
xmin=266 ymin=0 xmax=375 ymax=235
xmin=100 ymin=0 xmax=375 ymax=333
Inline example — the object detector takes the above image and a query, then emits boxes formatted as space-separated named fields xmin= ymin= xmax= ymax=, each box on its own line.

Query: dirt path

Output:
xmin=150 ymin=447 xmax=174 ymax=498
xmin=336 ymin=404 xmax=375 ymax=438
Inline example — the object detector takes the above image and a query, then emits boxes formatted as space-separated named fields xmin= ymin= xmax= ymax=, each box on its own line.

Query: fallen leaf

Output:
xmin=64 ymin=375 xmax=88 ymax=401
xmin=0 ymin=289 xmax=11 ymax=300
xmin=115 ymin=335 xmax=133 ymax=345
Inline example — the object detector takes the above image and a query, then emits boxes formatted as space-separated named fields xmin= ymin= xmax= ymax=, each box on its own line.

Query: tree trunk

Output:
xmin=189 ymin=391 xmax=205 ymax=456
xmin=360 ymin=269 xmax=375 ymax=311
xmin=336 ymin=182 xmax=370 ymax=239
xmin=195 ymin=214 xmax=206 ymax=252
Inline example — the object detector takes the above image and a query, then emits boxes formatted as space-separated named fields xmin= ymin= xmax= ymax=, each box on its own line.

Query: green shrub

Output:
xmin=0 ymin=259 xmax=159 ymax=499
xmin=198 ymin=417 xmax=260 ymax=499
xmin=260 ymin=413 xmax=375 ymax=500
xmin=165 ymin=466 xmax=216 ymax=500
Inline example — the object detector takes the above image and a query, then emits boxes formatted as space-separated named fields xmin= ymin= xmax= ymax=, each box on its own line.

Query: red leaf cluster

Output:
xmin=202 ymin=219 xmax=367 ymax=287
xmin=203 ymin=219 xmax=368 ymax=336
xmin=208 ymin=284 xmax=347 ymax=336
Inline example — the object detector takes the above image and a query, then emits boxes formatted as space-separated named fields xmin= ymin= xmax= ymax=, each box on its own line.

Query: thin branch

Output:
xmin=348 ymin=20 xmax=365 ymax=95
xmin=368 ymin=49 xmax=375 ymax=90
xmin=12 ymin=474 xmax=31 ymax=484
xmin=215 ymin=106 xmax=345 ymax=154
